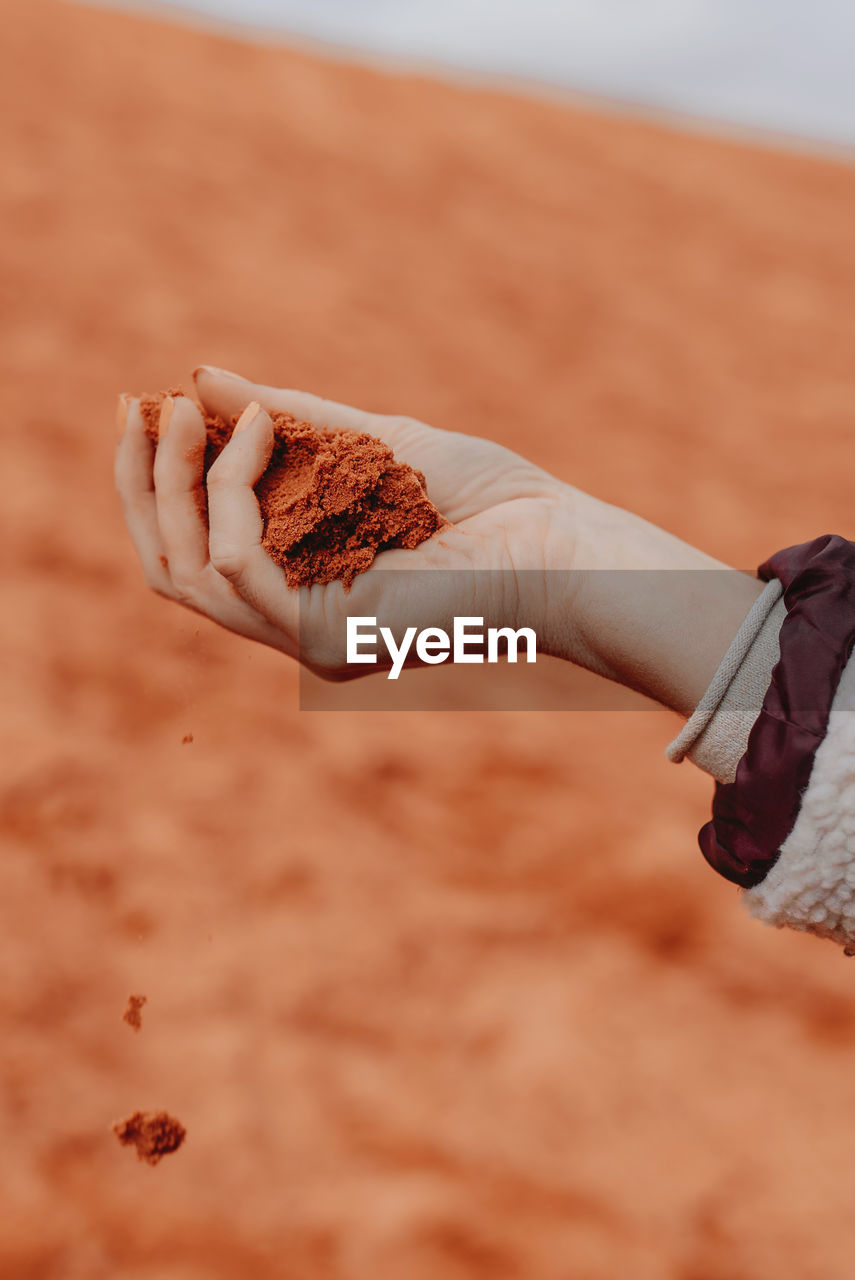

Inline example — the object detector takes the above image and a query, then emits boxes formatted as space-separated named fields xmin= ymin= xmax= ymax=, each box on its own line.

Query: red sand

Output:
xmin=123 ymin=994 xmax=147 ymax=1032
xmin=139 ymin=393 xmax=446 ymax=588
xmin=113 ymin=1110 xmax=186 ymax=1165
xmin=4 ymin=1 xmax=855 ymax=1277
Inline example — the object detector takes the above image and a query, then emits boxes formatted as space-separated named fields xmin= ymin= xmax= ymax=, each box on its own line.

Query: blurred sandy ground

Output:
xmin=3 ymin=1 xmax=855 ymax=1276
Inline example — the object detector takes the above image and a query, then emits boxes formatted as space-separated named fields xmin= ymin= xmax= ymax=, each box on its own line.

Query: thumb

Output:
xmin=193 ymin=365 xmax=374 ymax=434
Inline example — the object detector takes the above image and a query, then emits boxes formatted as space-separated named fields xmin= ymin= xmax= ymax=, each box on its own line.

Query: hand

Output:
xmin=114 ymin=366 xmax=577 ymax=678
xmin=115 ymin=365 xmax=766 ymax=709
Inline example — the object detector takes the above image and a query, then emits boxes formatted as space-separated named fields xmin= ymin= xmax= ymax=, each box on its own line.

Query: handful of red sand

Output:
xmin=138 ymin=392 xmax=446 ymax=590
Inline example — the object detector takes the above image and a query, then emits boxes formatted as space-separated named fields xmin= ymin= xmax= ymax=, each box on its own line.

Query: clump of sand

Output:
xmin=122 ymin=994 xmax=146 ymax=1032
xmin=113 ymin=1111 xmax=186 ymax=1165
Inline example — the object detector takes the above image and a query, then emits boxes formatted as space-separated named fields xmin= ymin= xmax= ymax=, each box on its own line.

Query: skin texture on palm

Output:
xmin=115 ymin=366 xmax=764 ymax=712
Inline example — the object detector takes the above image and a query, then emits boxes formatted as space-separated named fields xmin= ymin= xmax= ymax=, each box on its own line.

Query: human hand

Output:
xmin=114 ymin=366 xmax=577 ymax=678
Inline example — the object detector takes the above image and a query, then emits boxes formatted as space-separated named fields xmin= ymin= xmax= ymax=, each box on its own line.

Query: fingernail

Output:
xmin=193 ymin=364 xmax=240 ymax=383
xmin=116 ymin=393 xmax=129 ymax=440
xmin=159 ymin=395 xmax=175 ymax=440
xmin=233 ymin=401 xmax=263 ymax=435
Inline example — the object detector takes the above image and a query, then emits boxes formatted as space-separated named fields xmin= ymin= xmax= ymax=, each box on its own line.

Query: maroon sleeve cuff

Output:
xmin=698 ymin=534 xmax=855 ymax=889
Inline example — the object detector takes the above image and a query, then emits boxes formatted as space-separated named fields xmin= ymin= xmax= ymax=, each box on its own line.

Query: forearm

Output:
xmin=542 ymin=485 xmax=765 ymax=716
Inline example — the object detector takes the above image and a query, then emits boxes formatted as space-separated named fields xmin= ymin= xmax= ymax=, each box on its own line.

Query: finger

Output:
xmin=114 ymin=395 xmax=175 ymax=597
xmin=206 ymin=402 xmax=301 ymax=651
xmin=194 ymin=365 xmax=374 ymax=434
xmin=153 ymin=394 xmax=210 ymax=589
xmin=150 ymin=395 xmax=296 ymax=649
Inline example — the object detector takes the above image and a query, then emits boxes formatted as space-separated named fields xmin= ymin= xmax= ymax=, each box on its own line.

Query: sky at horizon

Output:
xmin=94 ymin=0 xmax=855 ymax=149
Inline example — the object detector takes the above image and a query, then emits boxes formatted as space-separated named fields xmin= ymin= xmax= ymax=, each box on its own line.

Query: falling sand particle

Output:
xmin=122 ymin=994 xmax=146 ymax=1031
xmin=114 ymin=1111 xmax=186 ymax=1165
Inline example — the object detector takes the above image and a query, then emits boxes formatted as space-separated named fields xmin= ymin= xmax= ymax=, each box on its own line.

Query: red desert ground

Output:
xmin=3 ymin=1 xmax=855 ymax=1276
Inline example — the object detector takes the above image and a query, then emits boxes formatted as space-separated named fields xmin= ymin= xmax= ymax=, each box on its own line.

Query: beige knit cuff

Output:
xmin=666 ymin=578 xmax=785 ymax=784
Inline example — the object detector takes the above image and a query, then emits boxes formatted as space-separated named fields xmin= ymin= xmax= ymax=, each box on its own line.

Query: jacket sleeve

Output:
xmin=666 ymin=536 xmax=855 ymax=953
xmin=740 ymin=650 xmax=855 ymax=950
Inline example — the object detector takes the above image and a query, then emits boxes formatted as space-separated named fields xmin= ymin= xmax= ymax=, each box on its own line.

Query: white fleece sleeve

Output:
xmin=666 ymin=575 xmax=855 ymax=951
xmin=740 ymin=651 xmax=855 ymax=949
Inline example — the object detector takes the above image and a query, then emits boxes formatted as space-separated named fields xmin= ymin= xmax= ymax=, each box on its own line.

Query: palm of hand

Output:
xmin=304 ymin=419 xmax=574 ymax=664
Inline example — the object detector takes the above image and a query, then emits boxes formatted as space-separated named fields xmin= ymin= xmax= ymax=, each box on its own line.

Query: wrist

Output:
xmin=540 ymin=486 xmax=764 ymax=714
